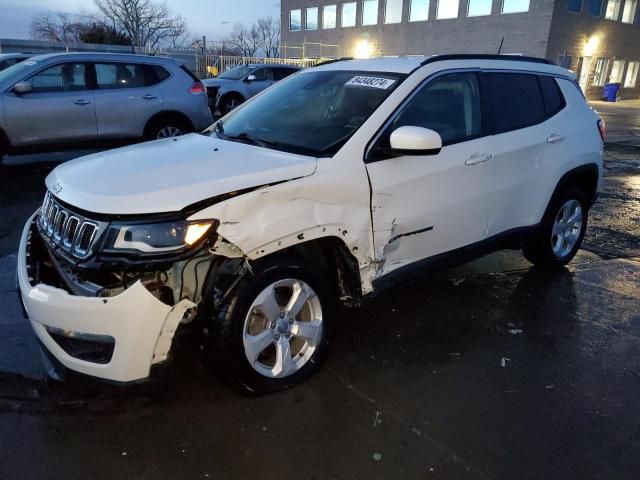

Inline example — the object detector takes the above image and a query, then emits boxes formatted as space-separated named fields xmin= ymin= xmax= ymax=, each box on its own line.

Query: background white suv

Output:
xmin=18 ymin=55 xmax=604 ymax=394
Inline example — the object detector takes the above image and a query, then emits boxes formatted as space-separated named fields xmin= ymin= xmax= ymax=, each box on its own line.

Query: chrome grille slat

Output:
xmin=37 ymin=192 xmax=107 ymax=260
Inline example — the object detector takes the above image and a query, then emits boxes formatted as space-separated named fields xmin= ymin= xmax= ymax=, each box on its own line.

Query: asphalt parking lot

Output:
xmin=1 ymin=124 xmax=639 ymax=478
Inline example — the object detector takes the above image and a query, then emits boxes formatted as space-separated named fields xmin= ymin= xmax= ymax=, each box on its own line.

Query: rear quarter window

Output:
xmin=539 ymin=75 xmax=566 ymax=116
xmin=483 ymin=72 xmax=546 ymax=134
xmin=145 ymin=65 xmax=170 ymax=85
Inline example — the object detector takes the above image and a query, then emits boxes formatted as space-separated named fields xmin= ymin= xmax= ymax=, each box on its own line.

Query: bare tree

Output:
xmin=228 ymin=23 xmax=261 ymax=57
xmin=94 ymin=0 xmax=187 ymax=52
xmin=256 ymin=17 xmax=280 ymax=58
xmin=31 ymin=12 xmax=131 ymax=45
xmin=30 ymin=13 xmax=82 ymax=42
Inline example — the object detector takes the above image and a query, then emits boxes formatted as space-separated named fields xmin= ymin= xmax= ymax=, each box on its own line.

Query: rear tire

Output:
xmin=523 ymin=187 xmax=588 ymax=268
xmin=203 ymin=257 xmax=335 ymax=395
xmin=219 ymin=94 xmax=244 ymax=116
xmin=145 ymin=116 xmax=191 ymax=140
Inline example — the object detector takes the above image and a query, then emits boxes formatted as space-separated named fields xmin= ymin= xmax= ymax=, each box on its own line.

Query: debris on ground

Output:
xmin=545 ymin=384 xmax=556 ymax=390
xmin=508 ymin=328 xmax=524 ymax=335
xmin=373 ymin=411 xmax=382 ymax=428
xmin=372 ymin=452 xmax=383 ymax=462
xmin=500 ymin=357 xmax=510 ymax=368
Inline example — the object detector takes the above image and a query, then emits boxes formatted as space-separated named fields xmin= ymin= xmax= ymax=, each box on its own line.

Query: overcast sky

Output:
xmin=0 ymin=0 xmax=281 ymax=41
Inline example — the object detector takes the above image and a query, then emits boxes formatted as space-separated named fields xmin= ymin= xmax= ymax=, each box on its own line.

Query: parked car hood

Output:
xmin=46 ymin=134 xmax=317 ymax=215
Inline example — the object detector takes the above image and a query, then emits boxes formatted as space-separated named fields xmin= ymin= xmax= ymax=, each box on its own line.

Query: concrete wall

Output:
xmin=281 ymin=0 xmax=556 ymax=58
xmin=546 ymin=0 xmax=640 ymax=99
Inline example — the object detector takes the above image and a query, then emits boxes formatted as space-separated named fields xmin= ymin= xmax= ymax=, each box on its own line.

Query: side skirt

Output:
xmin=370 ymin=225 xmax=539 ymax=296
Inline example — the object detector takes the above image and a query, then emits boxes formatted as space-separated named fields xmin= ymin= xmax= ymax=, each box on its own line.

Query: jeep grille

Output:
xmin=38 ymin=192 xmax=107 ymax=260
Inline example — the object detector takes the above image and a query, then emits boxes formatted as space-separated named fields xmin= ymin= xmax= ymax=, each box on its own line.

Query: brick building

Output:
xmin=280 ymin=0 xmax=640 ymax=99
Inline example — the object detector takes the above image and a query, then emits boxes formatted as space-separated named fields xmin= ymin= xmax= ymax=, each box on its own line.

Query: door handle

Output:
xmin=142 ymin=94 xmax=158 ymax=100
xmin=73 ymin=99 xmax=91 ymax=106
xmin=547 ymin=134 xmax=565 ymax=143
xmin=465 ymin=153 xmax=492 ymax=165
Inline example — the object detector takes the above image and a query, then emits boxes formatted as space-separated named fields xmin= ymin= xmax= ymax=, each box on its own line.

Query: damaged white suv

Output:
xmin=18 ymin=55 xmax=604 ymax=394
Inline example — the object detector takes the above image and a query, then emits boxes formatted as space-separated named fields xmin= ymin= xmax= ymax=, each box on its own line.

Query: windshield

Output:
xmin=213 ymin=70 xmax=404 ymax=157
xmin=0 ymin=60 xmax=38 ymax=85
xmin=218 ymin=65 xmax=253 ymax=80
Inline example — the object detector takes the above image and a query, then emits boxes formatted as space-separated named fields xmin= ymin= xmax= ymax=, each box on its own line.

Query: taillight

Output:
xmin=189 ymin=82 xmax=206 ymax=95
xmin=597 ymin=118 xmax=606 ymax=142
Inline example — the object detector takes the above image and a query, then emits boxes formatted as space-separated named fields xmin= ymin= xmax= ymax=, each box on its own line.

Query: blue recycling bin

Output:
xmin=603 ymin=83 xmax=621 ymax=102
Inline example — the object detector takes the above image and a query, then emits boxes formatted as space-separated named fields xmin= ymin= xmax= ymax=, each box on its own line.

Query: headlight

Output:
xmin=105 ymin=220 xmax=215 ymax=254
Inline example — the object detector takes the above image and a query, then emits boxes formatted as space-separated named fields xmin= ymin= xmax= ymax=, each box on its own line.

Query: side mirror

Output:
xmin=246 ymin=74 xmax=257 ymax=82
xmin=390 ymin=126 xmax=442 ymax=155
xmin=13 ymin=81 xmax=32 ymax=94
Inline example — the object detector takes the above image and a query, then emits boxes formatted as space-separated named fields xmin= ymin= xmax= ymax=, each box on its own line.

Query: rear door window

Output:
xmin=483 ymin=72 xmax=546 ymax=133
xmin=539 ymin=75 xmax=566 ymax=116
xmin=94 ymin=63 xmax=170 ymax=89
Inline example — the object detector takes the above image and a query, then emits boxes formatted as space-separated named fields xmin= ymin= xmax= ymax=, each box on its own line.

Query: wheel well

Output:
xmin=220 ymin=91 xmax=244 ymax=102
xmin=552 ymin=164 xmax=599 ymax=208
xmin=144 ymin=111 xmax=194 ymax=137
xmin=253 ymin=237 xmax=363 ymax=303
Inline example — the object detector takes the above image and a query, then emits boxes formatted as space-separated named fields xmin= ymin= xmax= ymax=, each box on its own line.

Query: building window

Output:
xmin=624 ymin=61 xmax=639 ymax=87
xmin=468 ymin=0 xmax=492 ymax=16
xmin=502 ymin=0 xmax=530 ymax=13
xmin=592 ymin=58 xmax=610 ymax=85
xmin=604 ymin=0 xmax=621 ymax=19
xmin=385 ymin=0 xmax=404 ymax=23
xmin=558 ymin=54 xmax=574 ymax=68
xmin=610 ymin=59 xmax=625 ymax=82
xmin=342 ymin=2 xmax=358 ymax=26
xmin=588 ymin=0 xmax=604 ymax=15
xmin=437 ymin=0 xmax=460 ymax=18
xmin=323 ymin=5 xmax=337 ymax=28
xmin=362 ymin=0 xmax=379 ymax=24
xmin=306 ymin=7 xmax=319 ymax=30
xmin=290 ymin=9 xmax=302 ymax=31
xmin=410 ymin=0 xmax=430 ymax=20
xmin=622 ymin=0 xmax=637 ymax=22
xmin=567 ymin=0 xmax=583 ymax=12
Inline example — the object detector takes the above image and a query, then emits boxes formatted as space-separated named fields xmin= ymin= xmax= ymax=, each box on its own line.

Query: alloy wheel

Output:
xmin=551 ymin=199 xmax=583 ymax=258
xmin=242 ymin=279 xmax=323 ymax=379
xmin=156 ymin=126 xmax=183 ymax=139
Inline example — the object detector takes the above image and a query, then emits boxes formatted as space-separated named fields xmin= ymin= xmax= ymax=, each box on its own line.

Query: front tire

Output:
xmin=523 ymin=187 xmax=588 ymax=268
xmin=145 ymin=116 xmax=191 ymax=140
xmin=219 ymin=94 xmax=244 ymax=115
xmin=204 ymin=257 xmax=335 ymax=395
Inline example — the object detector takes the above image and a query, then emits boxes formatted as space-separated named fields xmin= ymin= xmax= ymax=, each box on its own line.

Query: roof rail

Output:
xmin=420 ymin=54 xmax=555 ymax=66
xmin=312 ymin=57 xmax=354 ymax=67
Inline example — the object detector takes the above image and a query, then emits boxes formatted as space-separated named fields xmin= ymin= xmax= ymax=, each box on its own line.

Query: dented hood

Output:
xmin=46 ymin=133 xmax=317 ymax=215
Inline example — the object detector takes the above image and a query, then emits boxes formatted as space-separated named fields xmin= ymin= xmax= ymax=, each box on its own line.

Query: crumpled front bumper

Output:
xmin=17 ymin=213 xmax=194 ymax=383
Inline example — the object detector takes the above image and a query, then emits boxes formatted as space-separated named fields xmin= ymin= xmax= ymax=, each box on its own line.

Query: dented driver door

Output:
xmin=365 ymin=71 xmax=495 ymax=279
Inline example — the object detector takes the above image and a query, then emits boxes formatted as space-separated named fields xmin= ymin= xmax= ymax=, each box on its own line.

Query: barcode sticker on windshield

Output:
xmin=345 ymin=76 xmax=396 ymax=89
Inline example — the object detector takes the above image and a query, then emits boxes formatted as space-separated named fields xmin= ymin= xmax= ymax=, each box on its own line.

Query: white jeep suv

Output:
xmin=17 ymin=55 xmax=604 ymax=394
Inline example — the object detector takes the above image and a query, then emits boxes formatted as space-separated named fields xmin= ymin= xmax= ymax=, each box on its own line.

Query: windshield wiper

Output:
xmin=224 ymin=132 xmax=278 ymax=149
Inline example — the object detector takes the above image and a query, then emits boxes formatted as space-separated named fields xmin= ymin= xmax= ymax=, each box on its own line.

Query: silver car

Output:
xmin=202 ymin=64 xmax=300 ymax=115
xmin=0 ymin=52 xmax=212 ymax=162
